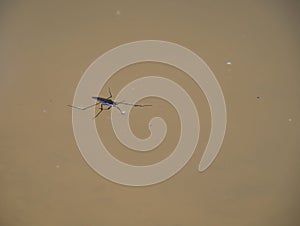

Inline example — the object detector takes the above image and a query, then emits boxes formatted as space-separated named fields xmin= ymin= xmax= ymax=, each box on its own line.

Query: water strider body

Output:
xmin=68 ymin=88 xmax=151 ymax=118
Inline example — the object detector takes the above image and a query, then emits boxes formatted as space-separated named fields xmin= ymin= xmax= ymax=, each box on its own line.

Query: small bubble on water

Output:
xmin=121 ymin=110 xmax=126 ymax=115
xmin=226 ymin=61 xmax=232 ymax=65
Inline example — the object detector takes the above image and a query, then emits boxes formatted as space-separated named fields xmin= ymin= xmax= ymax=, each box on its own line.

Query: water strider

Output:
xmin=68 ymin=88 xmax=152 ymax=118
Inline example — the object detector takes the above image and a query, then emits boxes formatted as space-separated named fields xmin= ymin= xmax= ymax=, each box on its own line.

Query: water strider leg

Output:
xmin=107 ymin=87 xmax=112 ymax=99
xmin=67 ymin=102 xmax=100 ymax=110
xmin=115 ymin=105 xmax=125 ymax=115
xmin=94 ymin=105 xmax=112 ymax=118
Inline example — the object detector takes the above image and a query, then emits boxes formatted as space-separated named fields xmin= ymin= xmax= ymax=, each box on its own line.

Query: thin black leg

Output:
xmin=107 ymin=87 xmax=112 ymax=99
xmin=94 ymin=105 xmax=112 ymax=118
xmin=94 ymin=105 xmax=104 ymax=118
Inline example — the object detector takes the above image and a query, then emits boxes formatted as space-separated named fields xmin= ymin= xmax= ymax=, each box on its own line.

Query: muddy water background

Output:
xmin=1 ymin=1 xmax=300 ymax=225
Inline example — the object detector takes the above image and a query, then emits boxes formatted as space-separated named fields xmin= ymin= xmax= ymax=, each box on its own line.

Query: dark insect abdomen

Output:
xmin=99 ymin=98 xmax=114 ymax=105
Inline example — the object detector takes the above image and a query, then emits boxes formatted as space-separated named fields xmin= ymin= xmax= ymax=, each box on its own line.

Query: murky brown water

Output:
xmin=1 ymin=1 xmax=300 ymax=225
